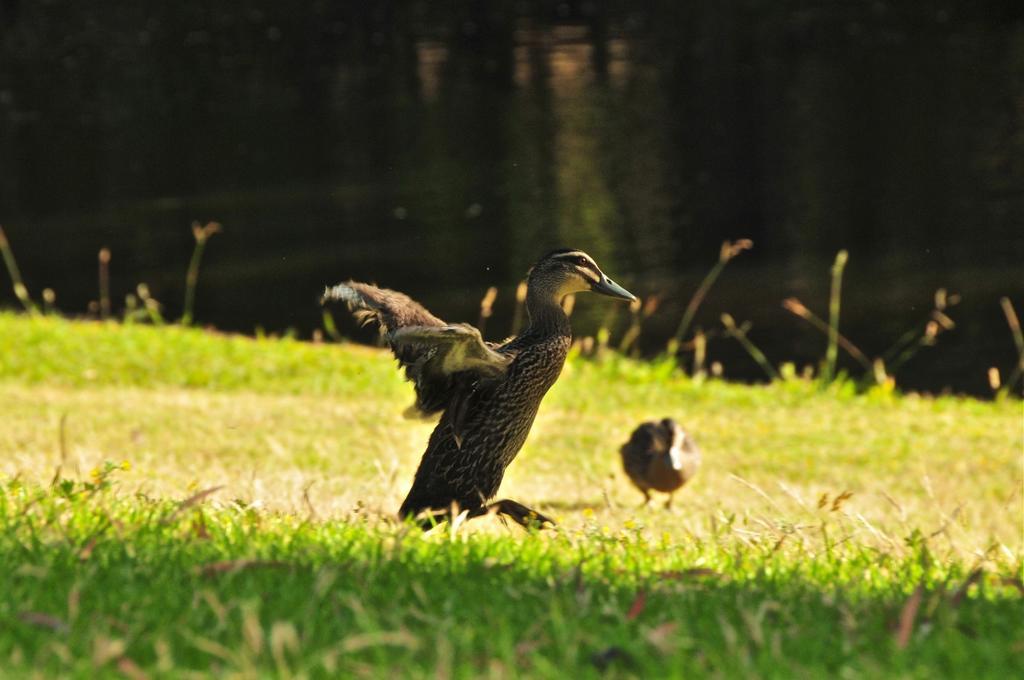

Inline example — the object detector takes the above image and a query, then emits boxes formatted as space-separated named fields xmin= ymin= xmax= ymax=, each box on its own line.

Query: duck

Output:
xmin=322 ymin=249 xmax=636 ymax=528
xmin=620 ymin=418 xmax=700 ymax=508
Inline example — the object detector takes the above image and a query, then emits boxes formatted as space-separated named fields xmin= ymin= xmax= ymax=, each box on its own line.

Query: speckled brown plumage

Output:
xmin=323 ymin=249 xmax=635 ymax=528
xmin=620 ymin=418 xmax=701 ymax=508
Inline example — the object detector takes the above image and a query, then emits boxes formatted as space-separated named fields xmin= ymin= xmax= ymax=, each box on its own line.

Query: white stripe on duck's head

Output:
xmin=528 ymin=248 xmax=637 ymax=302
xmin=659 ymin=418 xmax=686 ymax=470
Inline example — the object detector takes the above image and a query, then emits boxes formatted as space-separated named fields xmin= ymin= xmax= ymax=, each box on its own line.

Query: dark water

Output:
xmin=1 ymin=2 xmax=1022 ymax=395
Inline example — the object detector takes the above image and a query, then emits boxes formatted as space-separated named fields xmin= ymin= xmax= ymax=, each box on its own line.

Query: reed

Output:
xmin=98 ymin=248 xmax=112 ymax=320
xmin=122 ymin=293 xmax=140 ymax=324
xmin=822 ymin=250 xmax=848 ymax=385
xmin=721 ymin=313 xmax=779 ymax=380
xmin=181 ymin=221 xmax=221 ymax=326
xmin=882 ymin=290 xmax=957 ymax=364
xmin=692 ymin=330 xmax=707 ymax=378
xmin=617 ymin=297 xmax=643 ymax=353
xmin=998 ymin=297 xmax=1023 ymax=397
xmin=42 ymin=288 xmax=57 ymax=315
xmin=477 ymin=286 xmax=498 ymax=338
xmin=988 ymin=367 xmax=1002 ymax=392
xmin=782 ymin=297 xmax=871 ymax=372
xmin=883 ymin=289 xmax=957 ymax=377
xmin=321 ymin=310 xmax=343 ymax=343
xmin=668 ymin=239 xmax=751 ymax=354
xmin=619 ymin=295 xmax=660 ymax=355
xmin=510 ymin=281 xmax=527 ymax=336
xmin=0 ymin=226 xmax=37 ymax=314
xmin=591 ymin=302 xmax=623 ymax=360
xmin=137 ymin=283 xmax=165 ymax=325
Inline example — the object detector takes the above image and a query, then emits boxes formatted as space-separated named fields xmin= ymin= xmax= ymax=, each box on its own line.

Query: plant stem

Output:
xmin=321 ymin=310 xmax=343 ymax=343
xmin=510 ymin=281 xmax=527 ymax=337
xmin=672 ymin=260 xmax=726 ymax=350
xmin=477 ymin=286 xmax=497 ymax=338
xmin=999 ymin=297 xmax=1024 ymax=396
xmin=721 ymin=313 xmax=779 ymax=380
xmin=98 ymin=248 xmax=111 ymax=320
xmin=0 ymin=226 xmax=38 ymax=314
xmin=182 ymin=222 xmax=220 ymax=326
xmin=669 ymin=239 xmax=752 ymax=352
xmin=182 ymin=242 xmax=206 ymax=326
xmin=618 ymin=297 xmax=643 ymax=353
xmin=824 ymin=250 xmax=849 ymax=384
xmin=782 ymin=298 xmax=871 ymax=371
xmin=692 ymin=330 xmax=707 ymax=378
xmin=137 ymin=283 xmax=165 ymax=325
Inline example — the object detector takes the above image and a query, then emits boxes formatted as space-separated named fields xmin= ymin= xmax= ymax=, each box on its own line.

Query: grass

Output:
xmin=1 ymin=312 xmax=1022 ymax=677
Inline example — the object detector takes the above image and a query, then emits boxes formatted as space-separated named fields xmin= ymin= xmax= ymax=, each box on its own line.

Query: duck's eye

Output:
xmin=575 ymin=256 xmax=589 ymax=267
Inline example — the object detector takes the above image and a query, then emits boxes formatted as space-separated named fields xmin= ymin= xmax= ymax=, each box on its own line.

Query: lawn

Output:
xmin=0 ymin=312 xmax=1021 ymax=677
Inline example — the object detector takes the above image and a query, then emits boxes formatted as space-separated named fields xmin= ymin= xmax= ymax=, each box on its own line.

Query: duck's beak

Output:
xmin=591 ymin=274 xmax=637 ymax=301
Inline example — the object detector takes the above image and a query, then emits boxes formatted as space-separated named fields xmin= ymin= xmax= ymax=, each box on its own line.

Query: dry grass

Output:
xmin=0 ymin=313 xmax=1021 ymax=677
xmin=1 ymin=314 xmax=1019 ymax=558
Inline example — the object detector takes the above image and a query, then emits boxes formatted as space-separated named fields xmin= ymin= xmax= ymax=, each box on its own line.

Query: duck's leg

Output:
xmin=398 ymin=496 xmax=459 ymax=531
xmin=664 ymin=492 xmax=674 ymax=510
xmin=402 ymin=508 xmax=449 ymax=531
xmin=470 ymin=499 xmax=555 ymax=529
xmin=640 ymin=489 xmax=651 ymax=507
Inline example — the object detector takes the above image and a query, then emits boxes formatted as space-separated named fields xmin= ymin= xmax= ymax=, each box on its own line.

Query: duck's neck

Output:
xmin=525 ymin=289 xmax=572 ymax=338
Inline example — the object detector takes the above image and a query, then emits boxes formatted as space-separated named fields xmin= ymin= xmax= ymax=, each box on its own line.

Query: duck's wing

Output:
xmin=392 ymin=324 xmax=511 ymax=378
xmin=620 ymin=421 xmax=658 ymax=460
xmin=322 ymin=281 xmax=445 ymax=331
xmin=391 ymin=323 xmax=512 ymax=417
xmin=322 ymin=282 xmax=510 ymax=416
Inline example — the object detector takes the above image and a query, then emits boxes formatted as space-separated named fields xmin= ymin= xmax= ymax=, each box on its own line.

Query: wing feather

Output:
xmin=391 ymin=324 xmax=511 ymax=377
xmin=322 ymin=282 xmax=510 ymax=416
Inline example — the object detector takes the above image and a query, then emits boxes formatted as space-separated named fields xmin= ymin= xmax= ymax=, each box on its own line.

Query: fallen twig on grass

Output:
xmin=656 ymin=568 xmax=725 ymax=581
xmin=18 ymin=611 xmax=69 ymax=634
xmin=895 ymin=584 xmax=925 ymax=649
xmin=161 ymin=485 xmax=224 ymax=525
xmin=626 ymin=590 xmax=646 ymax=621
xmin=198 ymin=559 xmax=290 ymax=577
xmin=950 ymin=568 xmax=985 ymax=607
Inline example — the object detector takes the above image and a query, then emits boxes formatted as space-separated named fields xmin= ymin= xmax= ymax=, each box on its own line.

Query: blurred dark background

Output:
xmin=1 ymin=1 xmax=1022 ymax=395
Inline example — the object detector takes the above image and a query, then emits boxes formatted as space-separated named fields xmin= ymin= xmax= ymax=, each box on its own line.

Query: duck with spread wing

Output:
xmin=322 ymin=249 xmax=636 ymax=529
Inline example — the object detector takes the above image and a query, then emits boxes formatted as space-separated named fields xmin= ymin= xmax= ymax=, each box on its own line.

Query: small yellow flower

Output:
xmin=89 ymin=467 xmax=101 ymax=479
xmin=583 ymin=508 xmax=594 ymax=518
xmin=623 ymin=519 xmax=637 ymax=530
xmin=121 ymin=461 xmax=132 ymax=471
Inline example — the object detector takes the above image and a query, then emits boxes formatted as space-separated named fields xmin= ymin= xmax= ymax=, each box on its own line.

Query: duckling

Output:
xmin=323 ymin=249 xmax=636 ymax=529
xmin=620 ymin=418 xmax=700 ymax=508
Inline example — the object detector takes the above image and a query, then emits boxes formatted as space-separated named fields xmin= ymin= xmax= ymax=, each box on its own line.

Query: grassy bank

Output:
xmin=0 ymin=312 xmax=1021 ymax=677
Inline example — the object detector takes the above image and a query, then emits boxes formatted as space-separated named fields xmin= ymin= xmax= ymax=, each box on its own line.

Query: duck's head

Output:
xmin=660 ymin=417 xmax=697 ymax=470
xmin=528 ymin=249 xmax=636 ymax=303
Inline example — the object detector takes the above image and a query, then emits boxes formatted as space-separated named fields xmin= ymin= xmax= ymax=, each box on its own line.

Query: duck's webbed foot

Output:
xmin=401 ymin=499 xmax=554 ymax=531
xmin=473 ymin=498 xmax=556 ymax=530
